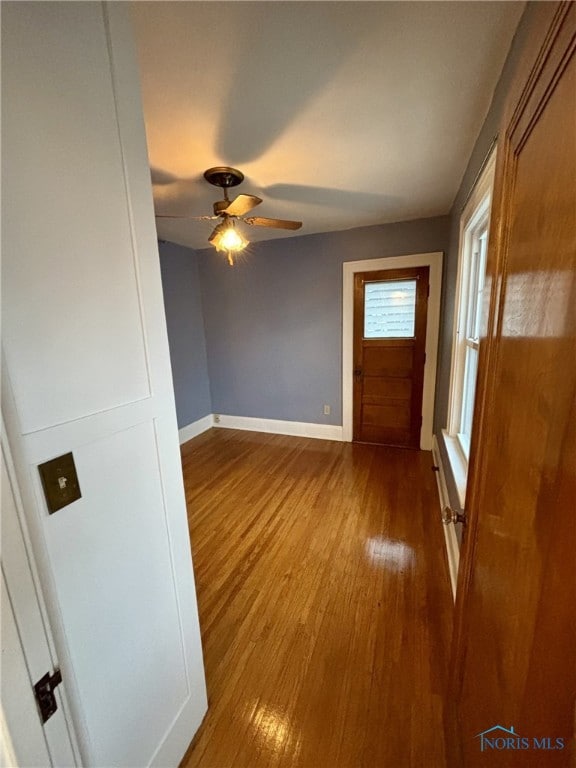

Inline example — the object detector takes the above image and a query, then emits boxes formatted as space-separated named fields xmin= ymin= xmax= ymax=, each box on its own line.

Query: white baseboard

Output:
xmin=178 ymin=414 xmax=213 ymax=444
xmin=179 ymin=413 xmax=344 ymax=444
xmin=432 ymin=435 xmax=460 ymax=601
xmin=214 ymin=414 xmax=343 ymax=442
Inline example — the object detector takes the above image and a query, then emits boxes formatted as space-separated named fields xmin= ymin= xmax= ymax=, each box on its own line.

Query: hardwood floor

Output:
xmin=180 ymin=428 xmax=453 ymax=768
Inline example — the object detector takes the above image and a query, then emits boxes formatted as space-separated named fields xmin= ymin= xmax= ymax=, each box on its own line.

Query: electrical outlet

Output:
xmin=323 ymin=404 xmax=331 ymax=416
xmin=214 ymin=414 xmax=221 ymax=424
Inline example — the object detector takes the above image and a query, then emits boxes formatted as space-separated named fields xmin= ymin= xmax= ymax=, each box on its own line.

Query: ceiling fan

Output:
xmin=156 ymin=166 xmax=302 ymax=265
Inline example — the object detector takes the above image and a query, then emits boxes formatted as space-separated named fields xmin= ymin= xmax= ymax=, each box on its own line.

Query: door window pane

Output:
xmin=364 ymin=280 xmax=417 ymax=338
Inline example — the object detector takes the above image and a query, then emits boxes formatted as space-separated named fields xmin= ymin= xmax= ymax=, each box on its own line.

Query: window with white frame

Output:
xmin=444 ymin=148 xmax=496 ymax=496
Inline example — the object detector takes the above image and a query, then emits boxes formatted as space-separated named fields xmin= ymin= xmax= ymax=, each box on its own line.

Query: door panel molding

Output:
xmin=342 ymin=252 xmax=443 ymax=448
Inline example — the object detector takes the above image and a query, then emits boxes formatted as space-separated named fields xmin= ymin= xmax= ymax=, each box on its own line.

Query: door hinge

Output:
xmin=442 ymin=506 xmax=467 ymax=526
xmin=34 ymin=668 xmax=63 ymax=723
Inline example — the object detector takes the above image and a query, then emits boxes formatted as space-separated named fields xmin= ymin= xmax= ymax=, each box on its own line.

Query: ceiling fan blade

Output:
xmin=244 ymin=216 xmax=302 ymax=230
xmin=155 ymin=214 xmax=218 ymax=220
xmin=223 ymin=194 xmax=262 ymax=217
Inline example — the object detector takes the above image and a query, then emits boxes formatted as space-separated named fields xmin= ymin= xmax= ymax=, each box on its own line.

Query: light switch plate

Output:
xmin=38 ymin=452 xmax=81 ymax=514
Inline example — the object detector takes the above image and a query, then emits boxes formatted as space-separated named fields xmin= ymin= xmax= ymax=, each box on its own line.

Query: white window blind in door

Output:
xmin=364 ymin=280 xmax=417 ymax=339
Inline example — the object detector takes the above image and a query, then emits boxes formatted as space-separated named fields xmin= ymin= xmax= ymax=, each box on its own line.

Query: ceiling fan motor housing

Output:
xmin=203 ymin=166 xmax=245 ymax=189
xmin=213 ymin=199 xmax=232 ymax=215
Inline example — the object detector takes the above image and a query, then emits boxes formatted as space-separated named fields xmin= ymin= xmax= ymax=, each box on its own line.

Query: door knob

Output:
xmin=354 ymin=368 xmax=362 ymax=376
xmin=442 ymin=506 xmax=467 ymax=526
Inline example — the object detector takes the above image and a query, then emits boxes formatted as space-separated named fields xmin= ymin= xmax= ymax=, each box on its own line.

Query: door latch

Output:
xmin=34 ymin=669 xmax=63 ymax=723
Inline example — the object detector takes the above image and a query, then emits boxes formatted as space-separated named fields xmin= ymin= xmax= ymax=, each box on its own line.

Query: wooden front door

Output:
xmin=353 ymin=267 xmax=429 ymax=448
xmin=450 ymin=4 xmax=576 ymax=766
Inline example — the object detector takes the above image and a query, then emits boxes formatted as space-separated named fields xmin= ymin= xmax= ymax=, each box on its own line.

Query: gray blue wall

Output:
xmin=198 ymin=217 xmax=450 ymax=425
xmin=158 ymin=241 xmax=212 ymax=428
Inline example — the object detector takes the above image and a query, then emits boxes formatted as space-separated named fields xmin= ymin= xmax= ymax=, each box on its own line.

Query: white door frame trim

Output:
xmin=342 ymin=251 xmax=443 ymax=449
xmin=1 ymin=415 xmax=81 ymax=765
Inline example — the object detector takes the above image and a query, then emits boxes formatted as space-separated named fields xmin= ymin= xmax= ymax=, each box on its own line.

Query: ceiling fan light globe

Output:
xmin=214 ymin=225 xmax=248 ymax=253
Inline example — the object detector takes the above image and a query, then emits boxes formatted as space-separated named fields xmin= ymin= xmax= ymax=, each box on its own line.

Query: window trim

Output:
xmin=446 ymin=147 xmax=496 ymax=488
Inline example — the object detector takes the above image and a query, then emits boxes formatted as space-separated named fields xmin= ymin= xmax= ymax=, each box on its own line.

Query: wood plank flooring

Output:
xmin=179 ymin=428 xmax=453 ymax=768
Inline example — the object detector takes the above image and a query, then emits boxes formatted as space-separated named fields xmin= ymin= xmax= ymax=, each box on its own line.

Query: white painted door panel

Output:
xmin=2 ymin=3 xmax=207 ymax=766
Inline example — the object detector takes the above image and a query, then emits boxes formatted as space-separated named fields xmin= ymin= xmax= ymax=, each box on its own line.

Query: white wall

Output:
xmin=2 ymin=3 xmax=207 ymax=765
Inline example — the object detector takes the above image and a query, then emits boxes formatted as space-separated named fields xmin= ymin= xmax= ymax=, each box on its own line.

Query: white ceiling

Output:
xmin=131 ymin=1 xmax=524 ymax=251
